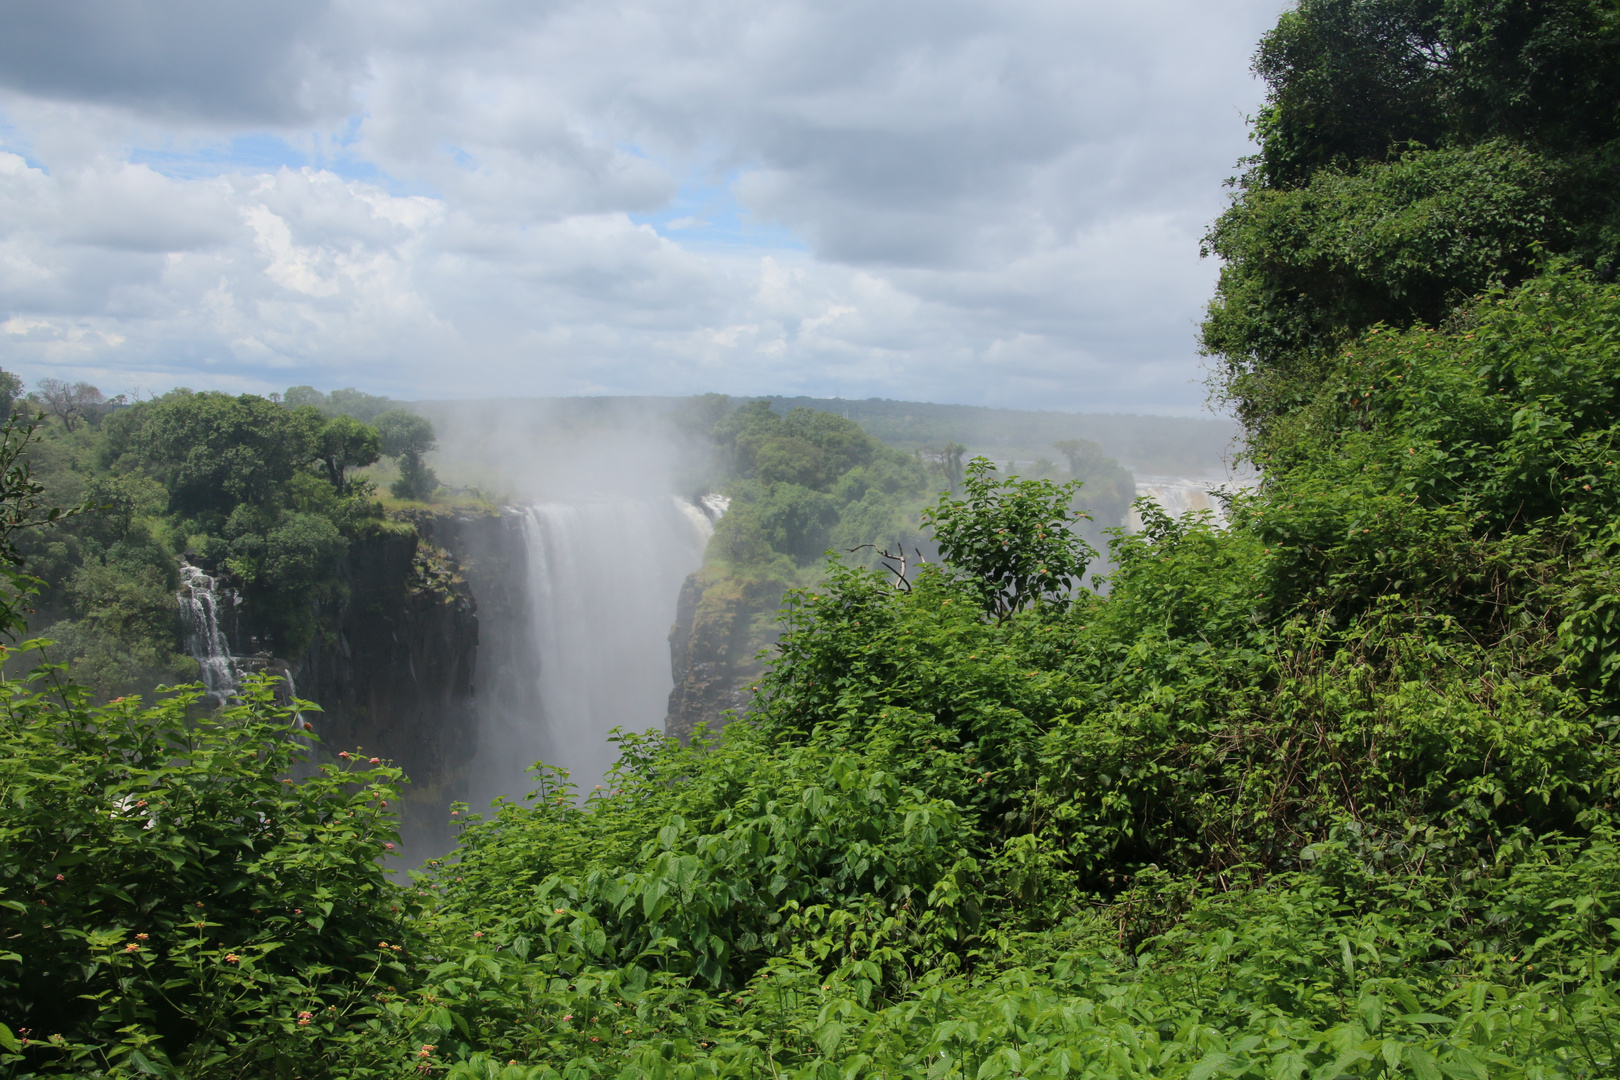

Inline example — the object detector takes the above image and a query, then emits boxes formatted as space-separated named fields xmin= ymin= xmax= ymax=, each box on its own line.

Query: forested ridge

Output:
xmin=3 ymin=383 xmax=448 ymax=702
xmin=5 ymin=2 xmax=1620 ymax=1077
xmin=667 ymin=397 xmax=1134 ymax=738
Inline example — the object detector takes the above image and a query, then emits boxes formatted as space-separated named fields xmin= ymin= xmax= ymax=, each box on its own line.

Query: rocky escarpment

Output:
xmin=290 ymin=516 xmax=477 ymax=850
xmin=665 ymin=567 xmax=782 ymax=742
xmin=290 ymin=509 xmax=534 ymax=856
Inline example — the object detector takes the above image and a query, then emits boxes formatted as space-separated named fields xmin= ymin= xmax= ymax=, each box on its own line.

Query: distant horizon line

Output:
xmin=402 ymin=391 xmax=1237 ymax=426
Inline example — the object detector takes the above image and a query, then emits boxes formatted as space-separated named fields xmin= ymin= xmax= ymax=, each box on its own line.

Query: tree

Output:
xmin=714 ymin=402 xmax=880 ymax=492
xmin=1251 ymin=0 xmax=1620 ymax=189
xmin=326 ymin=387 xmax=396 ymax=423
xmin=282 ymin=385 xmax=326 ymax=409
xmin=1203 ymin=0 xmax=1620 ymax=450
xmin=31 ymin=379 xmax=119 ymax=433
xmin=921 ymin=457 xmax=1093 ymax=620
xmin=0 ymin=369 xmax=21 ymax=421
xmin=375 ymin=409 xmax=438 ymax=501
xmin=1050 ymin=438 xmax=1138 ymax=529
xmin=282 ymin=385 xmax=396 ymax=422
xmin=314 ymin=415 xmax=381 ymax=495
xmin=136 ymin=392 xmax=320 ymax=517
xmin=1052 ymin=439 xmax=1102 ymax=478
xmin=1248 ymin=0 xmax=1449 ymax=189
xmin=918 ymin=441 xmax=967 ymax=493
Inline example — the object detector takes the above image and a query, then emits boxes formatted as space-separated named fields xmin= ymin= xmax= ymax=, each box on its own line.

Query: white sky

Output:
xmin=0 ymin=0 xmax=1288 ymax=414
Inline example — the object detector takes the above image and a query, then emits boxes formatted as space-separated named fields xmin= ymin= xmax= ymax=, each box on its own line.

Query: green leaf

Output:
xmin=126 ymin=1048 xmax=166 ymax=1076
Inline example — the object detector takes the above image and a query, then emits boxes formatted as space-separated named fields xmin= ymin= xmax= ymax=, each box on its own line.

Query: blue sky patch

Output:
xmin=126 ymin=125 xmax=439 ymax=197
xmin=0 ymin=114 xmax=49 ymax=173
xmin=632 ymin=169 xmax=806 ymax=254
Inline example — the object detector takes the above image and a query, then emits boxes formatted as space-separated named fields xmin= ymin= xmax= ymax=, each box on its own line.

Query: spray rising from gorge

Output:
xmin=467 ymin=496 xmax=714 ymax=809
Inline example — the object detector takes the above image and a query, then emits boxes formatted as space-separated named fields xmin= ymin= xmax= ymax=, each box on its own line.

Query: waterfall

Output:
xmin=698 ymin=493 xmax=731 ymax=523
xmin=1127 ymin=476 xmax=1253 ymax=530
xmin=177 ymin=563 xmax=241 ymax=706
xmin=471 ymin=495 xmax=713 ymax=806
xmin=281 ymin=667 xmax=314 ymax=734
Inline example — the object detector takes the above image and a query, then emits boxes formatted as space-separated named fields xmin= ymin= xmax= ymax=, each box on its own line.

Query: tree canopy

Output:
xmin=282 ymin=385 xmax=399 ymax=423
xmin=374 ymin=410 xmax=439 ymax=501
xmin=133 ymin=392 xmax=322 ymax=518
xmin=1204 ymin=0 xmax=1620 ymax=449
xmin=314 ymin=414 xmax=381 ymax=496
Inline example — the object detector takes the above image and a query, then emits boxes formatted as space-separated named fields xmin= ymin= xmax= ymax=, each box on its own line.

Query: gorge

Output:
xmin=464 ymin=497 xmax=713 ymax=815
xmin=166 ymin=493 xmax=718 ymax=857
xmin=173 ymin=460 xmax=1238 ymax=863
xmin=8 ymin=382 xmax=1240 ymax=863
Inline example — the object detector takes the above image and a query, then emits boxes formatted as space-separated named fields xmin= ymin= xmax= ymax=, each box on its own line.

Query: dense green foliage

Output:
xmin=375 ymin=412 xmax=440 ymax=502
xmin=679 ymin=402 xmax=1126 ymax=723
xmin=922 ymin=459 xmax=1092 ymax=619
xmin=282 ymin=387 xmax=400 ymax=425
xmin=0 ymin=674 xmax=413 ymax=1075
xmin=708 ymin=401 xmax=934 ymax=580
xmin=699 ymin=400 xmax=1126 ymax=602
xmin=9 ymin=5 xmax=1620 ymax=1076
xmin=1203 ymin=0 xmax=1620 ymax=447
xmin=314 ymin=417 xmax=382 ymax=498
xmin=391 ymin=262 xmax=1620 ymax=1078
xmin=17 ymin=264 xmax=1619 ymax=1076
xmin=7 ymin=388 xmax=438 ymax=699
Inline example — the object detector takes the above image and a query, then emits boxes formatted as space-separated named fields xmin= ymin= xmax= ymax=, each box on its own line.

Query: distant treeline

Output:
xmin=411 ymin=393 xmax=1238 ymax=477
xmin=761 ymin=396 xmax=1240 ymax=475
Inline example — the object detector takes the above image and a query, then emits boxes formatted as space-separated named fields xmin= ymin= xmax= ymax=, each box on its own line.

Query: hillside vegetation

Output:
xmin=6 ymin=2 xmax=1620 ymax=1077
xmin=5 ymin=386 xmax=444 ymax=701
xmin=666 ymin=397 xmax=1134 ymax=738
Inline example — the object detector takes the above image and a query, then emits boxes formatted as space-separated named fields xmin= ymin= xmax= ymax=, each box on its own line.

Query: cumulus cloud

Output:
xmin=0 ymin=0 xmax=1286 ymax=413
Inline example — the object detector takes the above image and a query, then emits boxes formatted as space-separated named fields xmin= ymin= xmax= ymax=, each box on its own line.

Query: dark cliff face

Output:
xmin=665 ymin=568 xmax=779 ymax=742
xmin=288 ymin=510 xmax=538 ymax=858
xmin=292 ymin=517 xmax=479 ymax=855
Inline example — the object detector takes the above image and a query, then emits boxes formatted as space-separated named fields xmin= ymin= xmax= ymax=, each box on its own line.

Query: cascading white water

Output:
xmin=470 ymin=495 xmax=713 ymax=806
xmin=281 ymin=667 xmax=315 ymax=736
xmin=177 ymin=564 xmax=240 ymax=705
xmin=698 ymin=493 xmax=731 ymax=523
xmin=1127 ymin=476 xmax=1253 ymax=530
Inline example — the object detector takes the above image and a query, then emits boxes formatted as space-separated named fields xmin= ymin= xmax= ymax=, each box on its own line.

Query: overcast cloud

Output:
xmin=0 ymin=0 xmax=1286 ymax=413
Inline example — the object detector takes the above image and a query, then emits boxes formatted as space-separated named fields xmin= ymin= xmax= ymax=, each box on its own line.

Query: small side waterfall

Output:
xmin=470 ymin=496 xmax=713 ymax=806
xmin=698 ymin=493 xmax=731 ymax=523
xmin=177 ymin=564 xmax=241 ymax=706
xmin=177 ymin=564 xmax=307 ymax=730
xmin=281 ymin=666 xmax=314 ymax=736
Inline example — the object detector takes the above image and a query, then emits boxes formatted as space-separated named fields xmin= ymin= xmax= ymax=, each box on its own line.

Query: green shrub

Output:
xmin=0 ymin=671 xmax=413 ymax=1075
